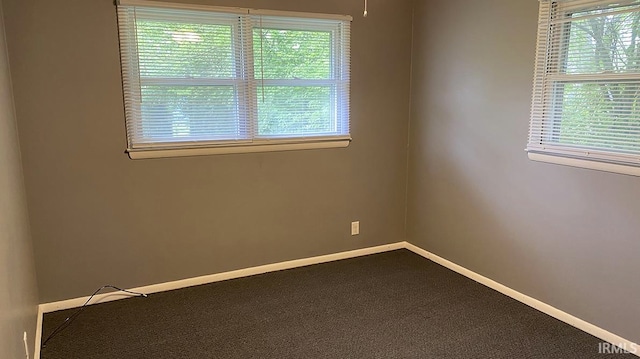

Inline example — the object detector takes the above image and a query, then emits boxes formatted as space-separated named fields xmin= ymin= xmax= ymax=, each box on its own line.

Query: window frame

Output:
xmin=528 ymin=0 xmax=640 ymax=176
xmin=116 ymin=0 xmax=352 ymax=159
xmin=251 ymin=17 xmax=349 ymax=140
xmin=134 ymin=12 xmax=250 ymax=147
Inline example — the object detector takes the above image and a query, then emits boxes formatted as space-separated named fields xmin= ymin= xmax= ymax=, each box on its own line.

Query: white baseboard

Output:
xmin=35 ymin=241 xmax=639 ymax=358
xmin=33 ymin=306 xmax=43 ymax=359
xmin=39 ymin=242 xmax=405 ymax=314
xmin=34 ymin=242 xmax=405 ymax=358
xmin=404 ymin=242 xmax=640 ymax=357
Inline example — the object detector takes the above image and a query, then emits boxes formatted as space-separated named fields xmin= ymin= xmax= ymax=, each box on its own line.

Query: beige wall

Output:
xmin=0 ymin=2 xmax=39 ymax=358
xmin=408 ymin=0 xmax=640 ymax=343
xmin=2 ymin=0 xmax=413 ymax=303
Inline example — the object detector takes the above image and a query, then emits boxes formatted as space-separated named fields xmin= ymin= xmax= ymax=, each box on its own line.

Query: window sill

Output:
xmin=127 ymin=139 xmax=351 ymax=159
xmin=528 ymin=152 xmax=640 ymax=177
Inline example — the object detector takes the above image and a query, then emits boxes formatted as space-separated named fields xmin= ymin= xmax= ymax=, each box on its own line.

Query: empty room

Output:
xmin=1 ymin=0 xmax=639 ymax=358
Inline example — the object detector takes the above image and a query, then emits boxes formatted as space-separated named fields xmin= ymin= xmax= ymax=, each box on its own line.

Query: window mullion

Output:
xmin=241 ymin=15 xmax=258 ymax=141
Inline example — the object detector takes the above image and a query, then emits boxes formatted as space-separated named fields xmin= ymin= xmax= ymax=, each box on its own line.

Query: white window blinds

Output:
xmin=116 ymin=0 xmax=351 ymax=158
xmin=528 ymin=0 xmax=640 ymax=171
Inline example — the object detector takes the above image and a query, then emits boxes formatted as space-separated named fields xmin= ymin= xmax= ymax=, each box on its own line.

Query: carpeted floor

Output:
xmin=40 ymin=250 xmax=631 ymax=358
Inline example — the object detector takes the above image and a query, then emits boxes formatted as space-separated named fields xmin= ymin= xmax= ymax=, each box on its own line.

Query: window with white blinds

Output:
xmin=116 ymin=0 xmax=351 ymax=159
xmin=528 ymin=0 xmax=640 ymax=175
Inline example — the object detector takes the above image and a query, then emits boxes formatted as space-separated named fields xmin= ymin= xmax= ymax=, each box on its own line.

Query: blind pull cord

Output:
xmin=259 ymin=15 xmax=266 ymax=103
xmin=363 ymin=0 xmax=368 ymax=17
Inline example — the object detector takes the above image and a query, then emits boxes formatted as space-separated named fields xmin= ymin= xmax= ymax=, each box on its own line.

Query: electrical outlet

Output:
xmin=23 ymin=331 xmax=29 ymax=359
xmin=351 ymin=221 xmax=360 ymax=236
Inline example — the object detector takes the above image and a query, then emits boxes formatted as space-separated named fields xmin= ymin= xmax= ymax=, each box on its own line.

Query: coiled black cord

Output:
xmin=41 ymin=285 xmax=147 ymax=348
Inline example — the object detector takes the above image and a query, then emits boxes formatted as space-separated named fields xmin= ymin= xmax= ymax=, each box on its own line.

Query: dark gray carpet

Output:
xmin=41 ymin=250 xmax=630 ymax=358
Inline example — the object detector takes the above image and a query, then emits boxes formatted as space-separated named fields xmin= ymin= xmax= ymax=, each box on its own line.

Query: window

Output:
xmin=528 ymin=0 xmax=640 ymax=176
xmin=116 ymin=1 xmax=351 ymax=159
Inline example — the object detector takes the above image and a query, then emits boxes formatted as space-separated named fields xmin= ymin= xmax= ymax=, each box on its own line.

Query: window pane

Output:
xmin=140 ymin=85 xmax=242 ymax=142
xmin=136 ymin=20 xmax=235 ymax=78
xmin=556 ymin=82 xmax=640 ymax=153
xmin=565 ymin=11 xmax=640 ymax=74
xmin=257 ymin=86 xmax=333 ymax=136
xmin=253 ymin=28 xmax=332 ymax=79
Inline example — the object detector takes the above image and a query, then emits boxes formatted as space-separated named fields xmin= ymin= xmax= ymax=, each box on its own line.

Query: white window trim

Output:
xmin=128 ymin=139 xmax=350 ymax=159
xmin=528 ymin=153 xmax=640 ymax=176
xmin=116 ymin=0 xmax=353 ymax=21
xmin=527 ymin=0 xmax=640 ymax=176
xmin=116 ymin=0 xmax=352 ymax=159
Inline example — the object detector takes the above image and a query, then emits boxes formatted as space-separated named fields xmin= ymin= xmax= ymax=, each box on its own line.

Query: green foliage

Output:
xmin=137 ymin=20 xmax=235 ymax=78
xmin=257 ymin=86 xmax=332 ymax=136
xmin=253 ymin=28 xmax=331 ymax=79
xmin=254 ymin=27 xmax=333 ymax=135
xmin=141 ymin=86 xmax=238 ymax=140
xmin=558 ymin=11 xmax=640 ymax=153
